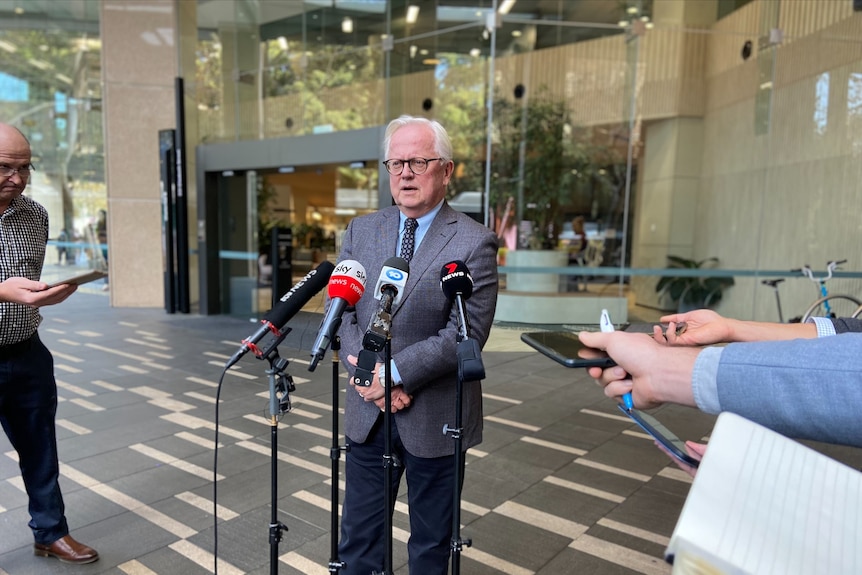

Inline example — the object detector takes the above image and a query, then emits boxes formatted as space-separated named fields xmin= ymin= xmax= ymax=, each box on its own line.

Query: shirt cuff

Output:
xmin=691 ymin=347 xmax=723 ymax=414
xmin=807 ymin=316 xmax=837 ymax=337
xmin=380 ymin=360 xmax=402 ymax=386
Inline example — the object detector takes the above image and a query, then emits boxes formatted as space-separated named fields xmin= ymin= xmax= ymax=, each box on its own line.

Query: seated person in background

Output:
xmin=258 ymin=251 xmax=272 ymax=285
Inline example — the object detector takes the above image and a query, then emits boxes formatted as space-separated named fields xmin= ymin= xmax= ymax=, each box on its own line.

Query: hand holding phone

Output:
xmin=618 ymin=405 xmax=700 ymax=469
xmin=520 ymin=331 xmax=617 ymax=368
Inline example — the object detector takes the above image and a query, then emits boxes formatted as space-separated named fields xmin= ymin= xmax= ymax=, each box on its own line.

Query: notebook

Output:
xmin=666 ymin=412 xmax=862 ymax=574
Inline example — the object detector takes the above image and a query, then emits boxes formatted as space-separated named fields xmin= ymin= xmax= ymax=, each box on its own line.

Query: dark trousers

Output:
xmin=338 ymin=416 xmax=463 ymax=575
xmin=0 ymin=333 xmax=68 ymax=545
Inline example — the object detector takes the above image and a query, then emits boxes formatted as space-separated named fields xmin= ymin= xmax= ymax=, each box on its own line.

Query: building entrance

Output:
xmin=210 ymin=162 xmax=381 ymax=319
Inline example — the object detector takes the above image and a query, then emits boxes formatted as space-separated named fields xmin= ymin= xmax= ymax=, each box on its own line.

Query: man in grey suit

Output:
xmin=333 ymin=115 xmax=498 ymax=574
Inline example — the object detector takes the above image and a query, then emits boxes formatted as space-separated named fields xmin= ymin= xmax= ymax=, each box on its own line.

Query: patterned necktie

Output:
xmin=400 ymin=218 xmax=418 ymax=263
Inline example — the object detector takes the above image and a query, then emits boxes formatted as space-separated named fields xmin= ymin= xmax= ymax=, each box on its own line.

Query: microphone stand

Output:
xmin=359 ymin=292 xmax=398 ymax=575
xmin=373 ymin=337 xmax=396 ymax=575
xmin=443 ymin=295 xmax=485 ymax=575
xmin=328 ymin=333 xmax=347 ymax=573
xmin=257 ymin=329 xmax=294 ymax=575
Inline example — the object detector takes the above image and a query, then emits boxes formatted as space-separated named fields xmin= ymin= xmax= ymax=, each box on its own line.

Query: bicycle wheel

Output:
xmin=800 ymin=294 xmax=862 ymax=323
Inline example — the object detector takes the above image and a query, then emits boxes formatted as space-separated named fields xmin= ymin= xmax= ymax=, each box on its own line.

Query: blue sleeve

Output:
xmin=713 ymin=333 xmax=862 ymax=447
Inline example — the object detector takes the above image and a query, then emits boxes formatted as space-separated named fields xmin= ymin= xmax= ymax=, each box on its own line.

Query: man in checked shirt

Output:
xmin=0 ymin=122 xmax=99 ymax=564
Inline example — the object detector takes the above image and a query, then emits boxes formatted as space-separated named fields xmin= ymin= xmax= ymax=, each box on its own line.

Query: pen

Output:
xmin=599 ymin=309 xmax=633 ymax=411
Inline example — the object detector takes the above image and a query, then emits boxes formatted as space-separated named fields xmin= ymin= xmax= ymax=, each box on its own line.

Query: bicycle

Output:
xmin=762 ymin=260 xmax=862 ymax=323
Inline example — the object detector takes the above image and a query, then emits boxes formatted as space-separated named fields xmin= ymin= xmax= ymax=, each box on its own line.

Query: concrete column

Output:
xmin=630 ymin=0 xmax=718 ymax=309
xmin=101 ymin=0 xmax=177 ymax=306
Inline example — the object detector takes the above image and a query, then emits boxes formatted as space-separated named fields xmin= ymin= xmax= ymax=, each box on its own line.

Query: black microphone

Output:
xmin=440 ymin=260 xmax=474 ymax=341
xmin=309 ymin=260 xmax=367 ymax=371
xmin=440 ymin=260 xmax=485 ymax=381
xmin=224 ymin=260 xmax=335 ymax=369
xmin=353 ymin=257 xmax=409 ymax=387
xmin=363 ymin=257 xmax=409 ymax=353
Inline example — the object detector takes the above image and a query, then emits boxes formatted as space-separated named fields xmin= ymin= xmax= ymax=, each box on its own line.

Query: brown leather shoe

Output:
xmin=34 ymin=535 xmax=99 ymax=564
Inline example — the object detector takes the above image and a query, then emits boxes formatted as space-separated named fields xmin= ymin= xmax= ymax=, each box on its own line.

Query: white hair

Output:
xmin=382 ymin=115 xmax=453 ymax=161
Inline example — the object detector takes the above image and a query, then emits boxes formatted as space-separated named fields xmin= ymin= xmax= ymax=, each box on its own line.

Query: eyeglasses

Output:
xmin=382 ymin=157 xmax=443 ymax=176
xmin=0 ymin=164 xmax=34 ymax=178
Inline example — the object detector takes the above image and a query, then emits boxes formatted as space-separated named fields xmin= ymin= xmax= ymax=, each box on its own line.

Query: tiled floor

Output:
xmin=2 ymin=269 xmax=860 ymax=574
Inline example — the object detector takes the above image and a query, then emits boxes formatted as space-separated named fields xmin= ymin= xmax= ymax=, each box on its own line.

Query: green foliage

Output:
xmin=656 ymin=255 xmax=735 ymax=308
xmin=456 ymin=87 xmax=620 ymax=249
xmin=292 ymin=222 xmax=326 ymax=249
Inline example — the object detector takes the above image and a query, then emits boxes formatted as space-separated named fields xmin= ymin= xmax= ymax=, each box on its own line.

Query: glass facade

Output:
xmin=3 ymin=0 xmax=862 ymax=322
xmin=0 ymin=1 xmax=105 ymax=270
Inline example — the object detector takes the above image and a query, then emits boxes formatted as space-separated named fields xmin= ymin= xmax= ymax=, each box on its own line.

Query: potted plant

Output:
xmin=457 ymin=87 xmax=608 ymax=250
xmin=656 ymin=255 xmax=735 ymax=312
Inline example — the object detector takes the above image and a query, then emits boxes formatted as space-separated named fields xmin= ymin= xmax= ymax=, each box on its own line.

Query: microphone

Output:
xmin=440 ymin=260 xmax=485 ymax=381
xmin=440 ymin=260 xmax=474 ymax=341
xmin=224 ymin=260 xmax=335 ymax=369
xmin=308 ymin=260 xmax=367 ymax=371
xmin=374 ymin=256 xmax=409 ymax=306
xmin=353 ymin=257 xmax=409 ymax=386
xmin=363 ymin=257 xmax=409 ymax=353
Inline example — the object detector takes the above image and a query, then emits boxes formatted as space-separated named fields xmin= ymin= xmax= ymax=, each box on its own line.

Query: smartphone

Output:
xmin=520 ymin=331 xmax=617 ymax=368
xmin=46 ymin=270 xmax=107 ymax=288
xmin=618 ymin=405 xmax=700 ymax=468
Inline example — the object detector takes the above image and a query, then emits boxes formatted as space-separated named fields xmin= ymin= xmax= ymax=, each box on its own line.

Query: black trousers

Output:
xmin=338 ymin=415 xmax=463 ymax=575
xmin=0 ymin=332 xmax=68 ymax=545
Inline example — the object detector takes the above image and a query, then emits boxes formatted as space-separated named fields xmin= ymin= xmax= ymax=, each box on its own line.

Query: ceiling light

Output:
xmin=277 ymin=36 xmax=288 ymax=51
xmin=498 ymin=0 xmax=516 ymax=15
xmin=278 ymin=166 xmax=295 ymax=174
xmin=406 ymin=5 xmax=420 ymax=24
xmin=420 ymin=48 xmax=429 ymax=55
xmin=469 ymin=48 xmax=481 ymax=57
xmin=342 ymin=17 xmax=353 ymax=33
xmin=410 ymin=45 xmax=418 ymax=58
xmin=511 ymin=30 xmax=522 ymax=38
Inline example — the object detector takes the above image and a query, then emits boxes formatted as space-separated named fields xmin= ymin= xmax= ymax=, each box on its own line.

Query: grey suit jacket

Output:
xmin=697 ymin=333 xmax=862 ymax=447
xmin=335 ymin=202 xmax=499 ymax=458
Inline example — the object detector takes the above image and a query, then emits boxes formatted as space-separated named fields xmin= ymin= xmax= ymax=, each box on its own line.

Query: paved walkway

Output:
xmin=2 ymin=278 xmax=858 ymax=574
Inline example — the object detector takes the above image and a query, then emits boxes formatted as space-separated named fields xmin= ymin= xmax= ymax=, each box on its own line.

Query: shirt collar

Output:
xmin=400 ymin=199 xmax=444 ymax=231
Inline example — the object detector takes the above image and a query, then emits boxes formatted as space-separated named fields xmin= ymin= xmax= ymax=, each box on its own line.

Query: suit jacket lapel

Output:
xmin=393 ymin=204 xmax=457 ymax=316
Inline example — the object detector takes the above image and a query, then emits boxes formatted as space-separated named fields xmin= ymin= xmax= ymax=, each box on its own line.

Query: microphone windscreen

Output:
xmin=382 ymin=256 xmax=409 ymax=273
xmin=329 ymin=260 xmax=366 ymax=305
xmin=440 ymin=260 xmax=474 ymax=300
xmin=264 ymin=260 xmax=334 ymax=328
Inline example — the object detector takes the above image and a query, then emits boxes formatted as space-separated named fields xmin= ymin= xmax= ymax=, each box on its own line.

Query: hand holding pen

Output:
xmin=599 ymin=309 xmax=634 ymax=411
